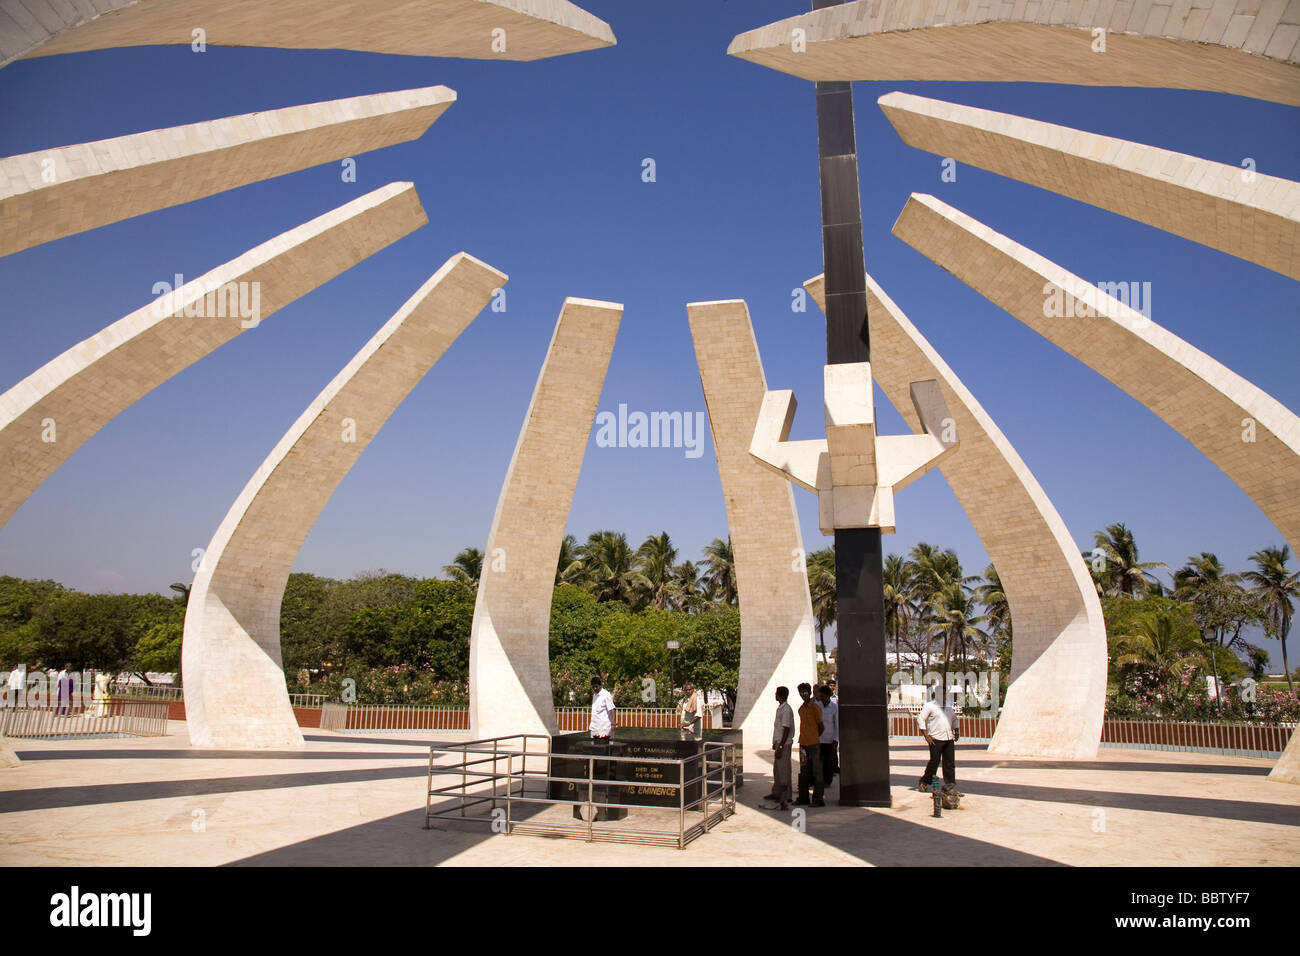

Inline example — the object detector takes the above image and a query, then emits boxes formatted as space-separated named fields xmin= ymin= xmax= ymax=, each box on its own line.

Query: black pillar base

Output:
xmin=834 ymin=528 xmax=891 ymax=808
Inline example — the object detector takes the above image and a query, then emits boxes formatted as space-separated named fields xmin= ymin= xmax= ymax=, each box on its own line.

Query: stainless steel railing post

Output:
xmin=678 ymin=758 xmax=685 ymax=849
xmin=587 ymin=756 xmax=595 ymax=843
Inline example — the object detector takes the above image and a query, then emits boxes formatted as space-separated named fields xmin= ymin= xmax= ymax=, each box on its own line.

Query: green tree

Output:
xmin=1089 ymin=523 xmax=1166 ymax=597
xmin=701 ymin=536 xmax=737 ymax=605
xmin=678 ymin=606 xmax=741 ymax=712
xmin=1242 ymin=545 xmax=1299 ymax=694
xmin=442 ymin=548 xmax=484 ymax=590
xmin=635 ymin=532 xmax=678 ymax=610
xmin=590 ymin=608 xmax=677 ymax=685
xmin=1112 ymin=608 xmax=1208 ymax=697
xmin=572 ymin=531 xmax=644 ymax=605
xmin=807 ymin=547 xmax=837 ymax=661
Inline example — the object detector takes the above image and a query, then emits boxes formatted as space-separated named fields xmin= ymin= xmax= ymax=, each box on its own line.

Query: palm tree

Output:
xmin=701 ymin=537 xmax=737 ymax=605
xmin=882 ymin=554 xmax=913 ymax=672
xmin=930 ymin=582 xmax=990 ymax=673
xmin=1090 ymin=523 xmax=1166 ymax=597
xmin=572 ymin=531 xmax=643 ymax=604
xmin=973 ymin=564 xmax=1010 ymax=641
xmin=635 ymin=532 xmax=678 ymax=609
xmin=667 ymin=561 xmax=708 ymax=613
xmin=556 ymin=534 xmax=581 ymax=586
xmin=908 ymin=543 xmax=969 ymax=603
xmin=806 ymin=548 xmax=837 ymax=662
xmin=1173 ymin=553 xmax=1239 ymax=706
xmin=443 ymin=548 xmax=483 ymax=589
xmin=1113 ymin=611 xmax=1210 ymax=696
xmin=1243 ymin=545 xmax=1300 ymax=694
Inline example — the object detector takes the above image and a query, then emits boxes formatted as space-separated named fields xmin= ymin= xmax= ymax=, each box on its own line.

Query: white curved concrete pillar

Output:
xmin=469 ymin=298 xmax=622 ymax=740
xmin=807 ymin=274 xmax=1107 ymax=759
xmin=4 ymin=0 xmax=615 ymax=68
xmin=0 ymin=182 xmax=427 ymax=533
xmin=686 ymin=300 xmax=818 ymax=754
xmin=183 ymin=252 xmax=506 ymax=749
xmin=1271 ymin=736 xmax=1300 ymax=784
xmin=892 ymin=193 xmax=1300 ymax=557
xmin=1 ymin=86 xmax=454 ymax=258
xmin=728 ymin=0 xmax=1300 ymax=106
xmin=877 ymin=92 xmax=1300 ymax=281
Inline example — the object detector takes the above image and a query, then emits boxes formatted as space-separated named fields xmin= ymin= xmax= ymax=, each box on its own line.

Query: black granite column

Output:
xmin=814 ymin=0 xmax=891 ymax=807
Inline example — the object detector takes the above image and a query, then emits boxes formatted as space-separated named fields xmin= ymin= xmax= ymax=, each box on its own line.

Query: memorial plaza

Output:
xmin=1 ymin=722 xmax=1295 ymax=866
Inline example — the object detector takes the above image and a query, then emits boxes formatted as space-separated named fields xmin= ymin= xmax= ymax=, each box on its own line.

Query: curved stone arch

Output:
xmin=877 ymin=91 xmax=1300 ymax=281
xmin=892 ymin=192 xmax=1300 ymax=557
xmin=2 ymin=0 xmax=615 ymax=69
xmin=184 ymin=252 xmax=506 ymax=748
xmin=806 ymin=274 xmax=1108 ymax=759
xmin=0 ymin=182 xmax=427 ymax=534
xmin=468 ymin=297 xmax=623 ymax=740
xmin=728 ymin=0 xmax=1300 ymax=106
xmin=1 ymin=85 xmax=455 ymax=259
xmin=687 ymin=299 xmax=819 ymax=754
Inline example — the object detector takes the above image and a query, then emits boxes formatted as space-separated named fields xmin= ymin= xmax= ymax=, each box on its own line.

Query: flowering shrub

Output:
xmin=1107 ymin=679 xmax=1299 ymax=722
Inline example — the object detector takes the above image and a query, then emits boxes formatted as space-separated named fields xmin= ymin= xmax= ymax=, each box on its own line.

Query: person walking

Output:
xmin=817 ymin=684 xmax=839 ymax=788
xmin=762 ymin=686 xmax=794 ymax=810
xmin=796 ymin=682 xmax=825 ymax=807
xmin=917 ymin=686 xmax=960 ymax=793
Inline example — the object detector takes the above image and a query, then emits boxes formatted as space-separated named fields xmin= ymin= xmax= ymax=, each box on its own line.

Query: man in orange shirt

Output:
xmin=795 ymin=682 xmax=825 ymax=807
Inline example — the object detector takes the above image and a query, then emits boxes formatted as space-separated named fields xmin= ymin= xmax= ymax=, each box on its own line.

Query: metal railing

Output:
xmin=319 ymin=701 xmax=470 ymax=733
xmin=0 ymin=699 xmax=170 ymax=739
xmin=425 ymin=734 xmax=737 ymax=849
xmin=288 ymin=694 xmax=325 ymax=708
xmin=109 ymin=683 xmax=183 ymax=701
xmin=889 ymin=714 xmax=1295 ymax=757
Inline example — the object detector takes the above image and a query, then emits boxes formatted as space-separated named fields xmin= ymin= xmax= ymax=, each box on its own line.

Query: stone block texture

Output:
xmin=687 ymin=300 xmax=818 ymax=753
xmin=729 ymin=0 xmax=1300 ymax=106
xmin=0 ymin=182 xmax=427 ymax=533
xmin=0 ymin=85 xmax=455 ymax=258
xmin=184 ymin=252 xmax=505 ymax=749
xmin=1271 ymin=733 xmax=1300 ymax=783
xmin=878 ymin=91 xmax=1300 ymax=281
xmin=469 ymin=298 xmax=622 ymax=740
xmin=893 ymin=193 xmax=1300 ymax=558
xmin=2 ymin=0 xmax=615 ymax=67
xmin=806 ymin=275 xmax=1107 ymax=760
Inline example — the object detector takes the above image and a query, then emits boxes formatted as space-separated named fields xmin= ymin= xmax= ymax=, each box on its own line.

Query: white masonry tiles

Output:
xmin=3 ymin=0 xmax=615 ymax=67
xmin=893 ymin=193 xmax=1300 ymax=559
xmin=469 ymin=298 xmax=623 ymax=740
xmin=806 ymin=274 xmax=1108 ymax=760
xmin=0 ymin=86 xmax=456 ymax=258
xmin=728 ymin=0 xmax=1300 ymax=106
xmin=0 ymin=182 xmax=427 ymax=533
xmin=687 ymin=300 xmax=818 ymax=754
xmin=183 ymin=252 xmax=506 ymax=749
xmin=877 ymin=91 xmax=1300 ymax=281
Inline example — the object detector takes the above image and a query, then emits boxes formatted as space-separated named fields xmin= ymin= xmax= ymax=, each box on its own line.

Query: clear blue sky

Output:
xmin=1 ymin=2 xmax=1296 ymax=663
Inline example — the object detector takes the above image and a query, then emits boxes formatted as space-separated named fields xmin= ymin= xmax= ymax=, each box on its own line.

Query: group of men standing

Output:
xmin=763 ymin=680 xmax=838 ymax=811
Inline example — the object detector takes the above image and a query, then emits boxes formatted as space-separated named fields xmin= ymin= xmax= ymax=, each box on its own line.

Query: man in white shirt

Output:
xmin=589 ymin=676 xmax=616 ymax=740
xmin=917 ymin=687 xmax=960 ymax=792
xmin=817 ymin=684 xmax=839 ymax=788
xmin=762 ymin=686 xmax=795 ymax=810
xmin=6 ymin=663 xmax=25 ymax=709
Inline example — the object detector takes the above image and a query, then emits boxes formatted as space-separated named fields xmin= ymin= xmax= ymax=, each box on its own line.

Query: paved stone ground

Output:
xmin=0 ymin=722 xmax=1296 ymax=866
